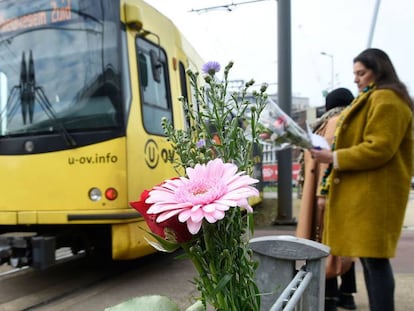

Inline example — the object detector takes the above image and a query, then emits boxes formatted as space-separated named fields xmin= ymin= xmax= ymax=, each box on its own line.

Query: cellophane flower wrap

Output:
xmin=130 ymin=61 xmax=268 ymax=311
xmin=255 ymin=97 xmax=313 ymax=150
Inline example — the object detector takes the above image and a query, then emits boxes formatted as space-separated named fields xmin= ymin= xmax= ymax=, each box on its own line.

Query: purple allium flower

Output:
xmin=202 ymin=61 xmax=221 ymax=75
xmin=196 ymin=139 xmax=206 ymax=149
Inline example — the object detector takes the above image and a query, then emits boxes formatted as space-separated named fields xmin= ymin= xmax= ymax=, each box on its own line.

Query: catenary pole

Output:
xmin=274 ymin=0 xmax=295 ymax=225
xmin=367 ymin=0 xmax=381 ymax=47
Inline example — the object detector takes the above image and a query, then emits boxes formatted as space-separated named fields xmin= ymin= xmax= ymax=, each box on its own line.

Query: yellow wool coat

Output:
xmin=323 ymin=88 xmax=412 ymax=258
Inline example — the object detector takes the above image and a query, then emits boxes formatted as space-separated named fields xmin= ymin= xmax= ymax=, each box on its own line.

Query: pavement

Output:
xmin=253 ymin=191 xmax=414 ymax=311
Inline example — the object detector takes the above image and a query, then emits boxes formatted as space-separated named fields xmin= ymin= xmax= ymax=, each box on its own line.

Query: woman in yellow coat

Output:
xmin=311 ymin=48 xmax=413 ymax=311
xmin=296 ymin=88 xmax=357 ymax=311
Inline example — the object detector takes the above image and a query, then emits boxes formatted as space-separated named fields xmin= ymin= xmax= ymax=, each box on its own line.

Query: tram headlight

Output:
xmin=88 ymin=188 xmax=102 ymax=201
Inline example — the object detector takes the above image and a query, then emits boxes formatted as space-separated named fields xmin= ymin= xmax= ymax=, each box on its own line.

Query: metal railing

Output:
xmin=270 ymin=269 xmax=312 ymax=311
xmin=249 ymin=235 xmax=330 ymax=311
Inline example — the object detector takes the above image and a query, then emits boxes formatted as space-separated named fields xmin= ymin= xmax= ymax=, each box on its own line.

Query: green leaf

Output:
xmin=247 ymin=213 xmax=255 ymax=235
xmin=211 ymin=273 xmax=233 ymax=296
xmin=145 ymin=232 xmax=180 ymax=253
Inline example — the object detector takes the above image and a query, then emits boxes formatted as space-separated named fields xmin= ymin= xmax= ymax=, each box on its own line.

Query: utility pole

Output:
xmin=273 ymin=0 xmax=295 ymax=225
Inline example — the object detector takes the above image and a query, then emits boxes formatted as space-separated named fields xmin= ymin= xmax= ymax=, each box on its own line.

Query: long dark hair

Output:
xmin=353 ymin=48 xmax=413 ymax=110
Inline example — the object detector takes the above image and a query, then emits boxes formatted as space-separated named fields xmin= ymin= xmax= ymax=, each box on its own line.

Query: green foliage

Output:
xmin=183 ymin=209 xmax=261 ymax=311
xmin=162 ymin=61 xmax=268 ymax=175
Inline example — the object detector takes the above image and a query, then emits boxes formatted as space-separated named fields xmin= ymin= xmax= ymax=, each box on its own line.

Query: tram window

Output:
xmin=150 ymin=49 xmax=162 ymax=83
xmin=138 ymin=52 xmax=148 ymax=88
xmin=179 ymin=61 xmax=188 ymax=102
xmin=136 ymin=37 xmax=172 ymax=135
xmin=179 ymin=61 xmax=190 ymax=129
xmin=0 ymin=72 xmax=8 ymax=135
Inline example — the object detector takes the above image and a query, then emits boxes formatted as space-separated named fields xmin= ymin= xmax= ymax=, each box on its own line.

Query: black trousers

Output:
xmin=360 ymin=257 xmax=394 ymax=311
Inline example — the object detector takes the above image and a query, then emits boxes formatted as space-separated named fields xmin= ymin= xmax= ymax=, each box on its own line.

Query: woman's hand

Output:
xmin=309 ymin=148 xmax=333 ymax=164
xmin=317 ymin=196 xmax=326 ymax=210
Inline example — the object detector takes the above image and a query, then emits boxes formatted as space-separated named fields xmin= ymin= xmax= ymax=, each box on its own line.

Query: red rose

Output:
xmin=130 ymin=189 xmax=165 ymax=238
xmin=130 ymin=186 xmax=193 ymax=244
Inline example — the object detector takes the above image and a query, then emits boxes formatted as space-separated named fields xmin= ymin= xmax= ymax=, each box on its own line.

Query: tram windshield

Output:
xmin=0 ymin=0 xmax=122 ymax=137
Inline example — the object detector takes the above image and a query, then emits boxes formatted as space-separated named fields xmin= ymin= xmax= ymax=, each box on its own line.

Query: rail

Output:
xmin=249 ymin=235 xmax=330 ymax=311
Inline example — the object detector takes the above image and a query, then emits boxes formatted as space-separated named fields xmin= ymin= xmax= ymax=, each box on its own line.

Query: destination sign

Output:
xmin=0 ymin=0 xmax=79 ymax=33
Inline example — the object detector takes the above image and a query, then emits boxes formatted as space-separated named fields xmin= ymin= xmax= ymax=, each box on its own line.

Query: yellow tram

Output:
xmin=0 ymin=0 xmax=206 ymax=268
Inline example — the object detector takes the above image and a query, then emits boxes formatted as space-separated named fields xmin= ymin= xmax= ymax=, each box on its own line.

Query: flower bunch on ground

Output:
xmin=130 ymin=61 xmax=268 ymax=311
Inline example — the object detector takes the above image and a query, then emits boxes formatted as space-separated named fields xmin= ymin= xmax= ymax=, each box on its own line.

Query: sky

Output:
xmin=144 ymin=0 xmax=413 ymax=107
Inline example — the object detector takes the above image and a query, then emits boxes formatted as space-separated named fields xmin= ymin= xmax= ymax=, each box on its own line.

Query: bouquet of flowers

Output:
xmin=255 ymin=98 xmax=313 ymax=150
xmin=130 ymin=61 xmax=268 ymax=311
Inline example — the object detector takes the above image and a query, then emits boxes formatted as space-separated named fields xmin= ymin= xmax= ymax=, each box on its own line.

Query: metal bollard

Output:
xmin=249 ymin=235 xmax=330 ymax=311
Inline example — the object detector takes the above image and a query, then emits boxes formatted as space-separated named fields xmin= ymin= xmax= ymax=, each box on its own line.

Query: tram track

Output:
xmin=0 ymin=250 xmax=142 ymax=311
xmin=0 ymin=248 xmax=80 ymax=278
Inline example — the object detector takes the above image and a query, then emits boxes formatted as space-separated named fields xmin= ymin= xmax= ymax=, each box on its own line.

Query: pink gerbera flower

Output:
xmin=146 ymin=158 xmax=259 ymax=234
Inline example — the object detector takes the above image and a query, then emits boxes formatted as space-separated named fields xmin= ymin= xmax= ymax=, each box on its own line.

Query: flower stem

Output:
xmin=202 ymin=222 xmax=227 ymax=309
